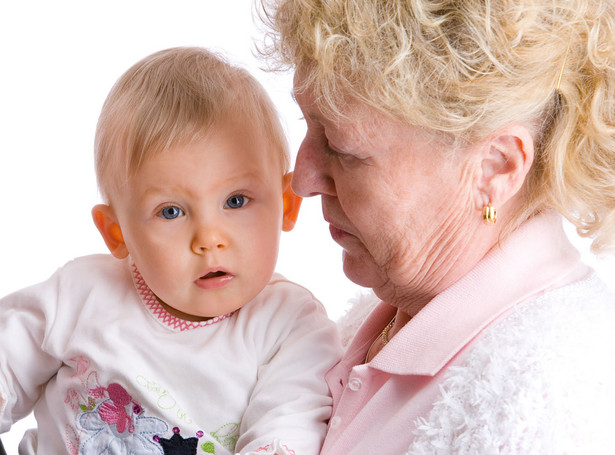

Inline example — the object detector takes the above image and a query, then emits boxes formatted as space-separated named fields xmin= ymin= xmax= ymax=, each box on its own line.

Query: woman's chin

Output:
xmin=341 ymin=251 xmax=385 ymax=289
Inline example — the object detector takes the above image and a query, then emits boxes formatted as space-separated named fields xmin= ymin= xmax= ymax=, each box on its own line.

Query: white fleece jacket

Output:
xmin=408 ymin=274 xmax=615 ymax=454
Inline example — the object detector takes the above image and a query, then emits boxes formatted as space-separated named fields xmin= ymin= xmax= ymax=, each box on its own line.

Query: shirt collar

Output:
xmin=349 ymin=212 xmax=588 ymax=376
xmin=130 ymin=262 xmax=234 ymax=332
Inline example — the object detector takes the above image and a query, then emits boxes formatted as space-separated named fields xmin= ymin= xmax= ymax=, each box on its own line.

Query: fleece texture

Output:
xmin=408 ymin=274 xmax=615 ymax=454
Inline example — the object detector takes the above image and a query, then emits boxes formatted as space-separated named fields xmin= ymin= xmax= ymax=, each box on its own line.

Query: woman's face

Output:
xmin=293 ymin=84 xmax=491 ymax=310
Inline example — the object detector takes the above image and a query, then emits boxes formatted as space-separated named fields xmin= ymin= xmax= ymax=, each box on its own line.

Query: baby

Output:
xmin=0 ymin=47 xmax=341 ymax=455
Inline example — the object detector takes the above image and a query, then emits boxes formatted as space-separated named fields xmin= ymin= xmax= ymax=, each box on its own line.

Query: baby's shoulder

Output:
xmin=238 ymin=274 xmax=332 ymax=328
xmin=258 ymin=273 xmax=324 ymax=309
xmin=56 ymin=254 xmax=130 ymax=286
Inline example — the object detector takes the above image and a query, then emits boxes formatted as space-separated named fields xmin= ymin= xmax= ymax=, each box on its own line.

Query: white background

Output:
xmin=1 ymin=1 xmax=613 ymax=452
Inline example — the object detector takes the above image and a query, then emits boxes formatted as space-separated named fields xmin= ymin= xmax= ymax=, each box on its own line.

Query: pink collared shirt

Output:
xmin=322 ymin=213 xmax=592 ymax=454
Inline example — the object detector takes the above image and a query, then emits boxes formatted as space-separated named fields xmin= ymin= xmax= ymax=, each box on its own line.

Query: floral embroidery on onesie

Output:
xmin=63 ymin=356 xmax=238 ymax=454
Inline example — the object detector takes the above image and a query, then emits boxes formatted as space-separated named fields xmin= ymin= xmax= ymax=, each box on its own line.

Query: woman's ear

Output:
xmin=474 ymin=124 xmax=535 ymax=210
xmin=282 ymin=172 xmax=302 ymax=232
xmin=92 ymin=204 xmax=129 ymax=259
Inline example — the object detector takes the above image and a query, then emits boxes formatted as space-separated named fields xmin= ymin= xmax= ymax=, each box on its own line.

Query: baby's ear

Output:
xmin=92 ymin=204 xmax=128 ymax=259
xmin=282 ymin=172 xmax=302 ymax=232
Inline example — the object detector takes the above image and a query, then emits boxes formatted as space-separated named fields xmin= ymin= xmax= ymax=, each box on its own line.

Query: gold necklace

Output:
xmin=365 ymin=316 xmax=396 ymax=363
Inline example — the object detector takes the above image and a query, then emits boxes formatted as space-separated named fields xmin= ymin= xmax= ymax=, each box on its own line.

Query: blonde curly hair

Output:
xmin=259 ymin=0 xmax=615 ymax=253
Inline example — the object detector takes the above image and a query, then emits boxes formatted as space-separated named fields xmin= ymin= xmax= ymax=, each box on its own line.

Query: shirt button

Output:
xmin=330 ymin=416 xmax=342 ymax=428
xmin=348 ymin=378 xmax=362 ymax=391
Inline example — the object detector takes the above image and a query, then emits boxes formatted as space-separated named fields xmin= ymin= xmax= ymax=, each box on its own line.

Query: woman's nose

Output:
xmin=191 ymin=225 xmax=228 ymax=254
xmin=292 ymin=138 xmax=335 ymax=198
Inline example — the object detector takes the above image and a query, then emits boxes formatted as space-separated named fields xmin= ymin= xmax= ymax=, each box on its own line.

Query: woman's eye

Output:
xmin=324 ymin=142 xmax=346 ymax=159
xmin=158 ymin=206 xmax=184 ymax=219
xmin=327 ymin=145 xmax=358 ymax=165
xmin=225 ymin=194 xmax=250 ymax=209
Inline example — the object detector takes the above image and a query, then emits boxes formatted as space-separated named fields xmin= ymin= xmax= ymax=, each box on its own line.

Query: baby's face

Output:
xmin=111 ymin=118 xmax=285 ymax=320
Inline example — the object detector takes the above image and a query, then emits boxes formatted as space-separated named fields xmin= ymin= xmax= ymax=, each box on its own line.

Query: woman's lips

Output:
xmin=329 ymin=223 xmax=351 ymax=243
xmin=194 ymin=270 xmax=234 ymax=290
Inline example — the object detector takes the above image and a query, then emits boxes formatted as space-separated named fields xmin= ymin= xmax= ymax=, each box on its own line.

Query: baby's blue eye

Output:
xmin=159 ymin=206 xmax=184 ymax=219
xmin=225 ymin=195 xmax=249 ymax=209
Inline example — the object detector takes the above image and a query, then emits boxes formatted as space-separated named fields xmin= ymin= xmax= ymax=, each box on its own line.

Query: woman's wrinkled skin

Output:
xmin=292 ymin=80 xmax=534 ymax=342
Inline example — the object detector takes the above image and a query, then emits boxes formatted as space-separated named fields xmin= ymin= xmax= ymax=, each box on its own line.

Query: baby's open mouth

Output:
xmin=195 ymin=270 xmax=233 ymax=290
xmin=200 ymin=271 xmax=227 ymax=279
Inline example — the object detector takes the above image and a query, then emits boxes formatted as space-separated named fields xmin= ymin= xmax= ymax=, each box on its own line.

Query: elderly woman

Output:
xmin=259 ymin=0 xmax=615 ymax=453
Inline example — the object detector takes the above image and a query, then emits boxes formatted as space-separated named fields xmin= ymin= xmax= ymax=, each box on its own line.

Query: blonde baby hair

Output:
xmin=95 ymin=46 xmax=289 ymax=202
xmin=259 ymin=0 xmax=615 ymax=253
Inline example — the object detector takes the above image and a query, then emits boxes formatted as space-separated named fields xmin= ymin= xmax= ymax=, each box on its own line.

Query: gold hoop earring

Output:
xmin=483 ymin=203 xmax=497 ymax=226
